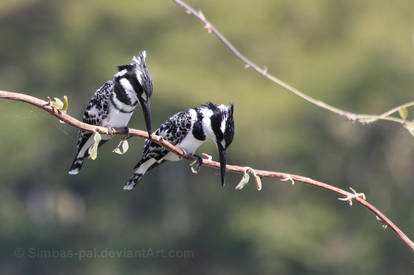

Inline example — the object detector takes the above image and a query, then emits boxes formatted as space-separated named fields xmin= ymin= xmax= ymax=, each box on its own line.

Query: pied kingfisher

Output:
xmin=68 ymin=51 xmax=153 ymax=175
xmin=123 ymin=102 xmax=235 ymax=190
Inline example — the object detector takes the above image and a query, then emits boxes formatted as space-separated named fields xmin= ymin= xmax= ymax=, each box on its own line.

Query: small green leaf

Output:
xmin=50 ymin=96 xmax=69 ymax=124
xmin=62 ymin=95 xmax=68 ymax=113
xmin=113 ymin=139 xmax=129 ymax=155
xmin=58 ymin=96 xmax=69 ymax=124
xmin=52 ymin=97 xmax=64 ymax=109
xmin=89 ymin=145 xmax=97 ymax=160
xmin=235 ymin=171 xmax=250 ymax=190
xmin=88 ymin=132 xmax=102 ymax=160
xmin=399 ymin=107 xmax=408 ymax=120
xmin=94 ymin=132 xmax=102 ymax=143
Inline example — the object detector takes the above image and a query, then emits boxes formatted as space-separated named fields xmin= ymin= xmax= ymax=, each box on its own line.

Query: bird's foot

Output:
xmin=121 ymin=127 xmax=132 ymax=139
xmin=188 ymin=153 xmax=203 ymax=174
xmin=107 ymin=127 xmax=114 ymax=136
xmin=108 ymin=126 xmax=131 ymax=137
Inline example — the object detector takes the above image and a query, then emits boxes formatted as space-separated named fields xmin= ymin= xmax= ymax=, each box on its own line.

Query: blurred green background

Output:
xmin=1 ymin=0 xmax=414 ymax=274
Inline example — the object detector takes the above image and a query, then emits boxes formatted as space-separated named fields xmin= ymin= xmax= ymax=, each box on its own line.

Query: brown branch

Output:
xmin=172 ymin=0 xmax=414 ymax=129
xmin=1 ymin=90 xmax=413 ymax=252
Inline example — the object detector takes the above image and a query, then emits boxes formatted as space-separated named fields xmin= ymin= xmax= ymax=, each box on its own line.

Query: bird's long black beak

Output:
xmin=140 ymin=99 xmax=152 ymax=140
xmin=218 ymin=143 xmax=227 ymax=187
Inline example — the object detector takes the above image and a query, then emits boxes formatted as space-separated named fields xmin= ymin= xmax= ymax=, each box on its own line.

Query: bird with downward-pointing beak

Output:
xmin=123 ymin=102 xmax=234 ymax=190
xmin=68 ymin=51 xmax=153 ymax=175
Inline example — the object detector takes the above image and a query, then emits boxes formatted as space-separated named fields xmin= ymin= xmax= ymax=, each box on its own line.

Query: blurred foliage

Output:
xmin=1 ymin=0 xmax=414 ymax=274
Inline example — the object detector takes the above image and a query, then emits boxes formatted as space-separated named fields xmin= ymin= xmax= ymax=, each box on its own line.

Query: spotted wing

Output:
xmin=135 ymin=110 xmax=192 ymax=168
xmin=75 ymin=81 xmax=113 ymax=153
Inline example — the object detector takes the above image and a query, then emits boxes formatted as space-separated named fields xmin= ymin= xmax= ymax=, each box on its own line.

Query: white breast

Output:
xmin=101 ymin=106 xmax=133 ymax=128
xmin=162 ymin=109 xmax=207 ymax=162
xmin=178 ymin=109 xmax=206 ymax=154
xmin=162 ymin=135 xmax=205 ymax=162
xmin=177 ymin=134 xmax=205 ymax=155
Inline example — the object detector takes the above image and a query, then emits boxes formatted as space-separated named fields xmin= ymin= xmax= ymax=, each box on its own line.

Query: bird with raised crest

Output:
xmin=123 ymin=102 xmax=235 ymax=190
xmin=68 ymin=51 xmax=153 ymax=175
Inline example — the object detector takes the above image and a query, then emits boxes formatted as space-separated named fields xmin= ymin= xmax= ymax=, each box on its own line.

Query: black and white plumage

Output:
xmin=124 ymin=102 xmax=235 ymax=190
xmin=68 ymin=51 xmax=153 ymax=175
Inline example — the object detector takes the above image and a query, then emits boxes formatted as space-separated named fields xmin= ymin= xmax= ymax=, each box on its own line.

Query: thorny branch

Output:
xmin=172 ymin=0 xmax=414 ymax=135
xmin=1 ymin=90 xmax=413 ymax=252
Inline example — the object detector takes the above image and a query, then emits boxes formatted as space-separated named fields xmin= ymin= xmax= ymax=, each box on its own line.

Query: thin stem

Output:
xmin=1 ymin=90 xmax=413 ymax=252
xmin=172 ymin=0 xmax=412 ymax=127
xmin=378 ymin=101 xmax=414 ymax=118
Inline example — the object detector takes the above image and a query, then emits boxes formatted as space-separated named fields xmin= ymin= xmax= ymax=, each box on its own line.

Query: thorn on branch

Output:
xmin=376 ymin=215 xmax=388 ymax=230
xmin=244 ymin=64 xmax=250 ymax=69
xmin=197 ymin=10 xmax=211 ymax=33
xmin=263 ymin=66 xmax=268 ymax=74
xmin=198 ymin=10 xmax=205 ymax=20
xmin=185 ymin=9 xmax=192 ymax=15
xmin=281 ymin=175 xmax=295 ymax=185
xmin=204 ymin=23 xmax=212 ymax=33
xmin=45 ymin=96 xmax=52 ymax=107
xmin=338 ymin=187 xmax=366 ymax=206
